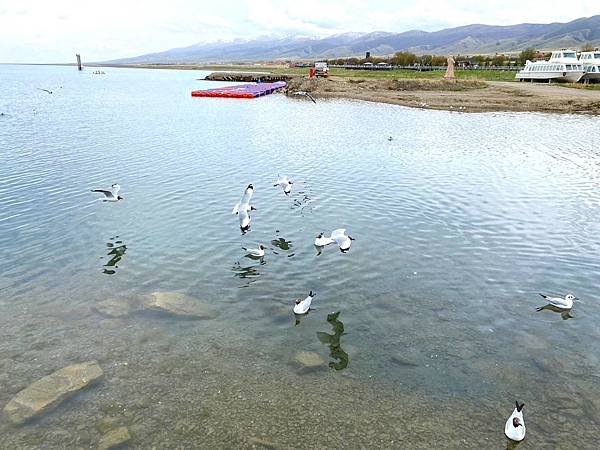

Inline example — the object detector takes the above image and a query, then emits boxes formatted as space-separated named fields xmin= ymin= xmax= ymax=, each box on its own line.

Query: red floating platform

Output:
xmin=191 ymin=81 xmax=287 ymax=99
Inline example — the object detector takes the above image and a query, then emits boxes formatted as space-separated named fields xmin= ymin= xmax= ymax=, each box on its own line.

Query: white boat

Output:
xmin=515 ymin=50 xmax=584 ymax=83
xmin=579 ymin=51 xmax=600 ymax=82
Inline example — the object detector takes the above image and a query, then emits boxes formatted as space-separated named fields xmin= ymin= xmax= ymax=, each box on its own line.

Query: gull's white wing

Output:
xmin=240 ymin=185 xmax=253 ymax=206
xmin=548 ymin=297 xmax=569 ymax=308
xmin=275 ymin=176 xmax=289 ymax=186
xmin=111 ymin=184 xmax=121 ymax=196
xmin=331 ymin=228 xmax=347 ymax=240
xmin=232 ymin=202 xmax=240 ymax=215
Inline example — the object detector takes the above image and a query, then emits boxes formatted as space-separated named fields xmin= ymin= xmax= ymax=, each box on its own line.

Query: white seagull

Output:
xmin=293 ymin=290 xmax=316 ymax=315
xmin=243 ymin=244 xmax=266 ymax=257
xmin=331 ymin=228 xmax=355 ymax=253
xmin=504 ymin=401 xmax=526 ymax=442
xmin=274 ymin=175 xmax=293 ymax=196
xmin=314 ymin=232 xmax=334 ymax=247
xmin=536 ymin=293 xmax=577 ymax=311
xmin=91 ymin=183 xmax=123 ymax=202
xmin=232 ymin=184 xmax=256 ymax=233
xmin=293 ymin=91 xmax=316 ymax=103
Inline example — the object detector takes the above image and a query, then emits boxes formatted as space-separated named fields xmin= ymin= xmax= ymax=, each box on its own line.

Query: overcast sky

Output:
xmin=0 ymin=0 xmax=598 ymax=62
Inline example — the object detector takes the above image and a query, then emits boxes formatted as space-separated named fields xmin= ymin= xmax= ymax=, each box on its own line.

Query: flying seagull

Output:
xmin=331 ymin=228 xmax=355 ymax=253
xmin=91 ymin=183 xmax=123 ymax=202
xmin=232 ymin=184 xmax=256 ymax=233
xmin=274 ymin=175 xmax=293 ymax=196
xmin=37 ymin=88 xmax=53 ymax=94
xmin=293 ymin=91 xmax=316 ymax=103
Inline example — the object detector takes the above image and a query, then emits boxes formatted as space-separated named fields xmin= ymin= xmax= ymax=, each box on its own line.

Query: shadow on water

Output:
xmin=101 ymin=236 xmax=127 ymax=275
xmin=536 ymin=304 xmax=574 ymax=320
xmin=317 ymin=311 xmax=349 ymax=371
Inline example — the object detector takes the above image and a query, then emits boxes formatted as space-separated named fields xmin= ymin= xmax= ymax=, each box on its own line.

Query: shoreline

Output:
xmin=27 ymin=62 xmax=600 ymax=115
xmin=284 ymin=76 xmax=600 ymax=115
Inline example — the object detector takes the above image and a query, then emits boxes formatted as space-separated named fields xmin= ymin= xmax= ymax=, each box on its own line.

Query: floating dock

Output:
xmin=191 ymin=81 xmax=286 ymax=99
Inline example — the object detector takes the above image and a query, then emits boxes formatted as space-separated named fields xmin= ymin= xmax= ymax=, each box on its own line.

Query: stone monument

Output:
xmin=444 ymin=55 xmax=455 ymax=80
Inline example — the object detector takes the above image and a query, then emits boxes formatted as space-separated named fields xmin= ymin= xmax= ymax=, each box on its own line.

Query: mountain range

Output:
xmin=108 ymin=15 xmax=600 ymax=64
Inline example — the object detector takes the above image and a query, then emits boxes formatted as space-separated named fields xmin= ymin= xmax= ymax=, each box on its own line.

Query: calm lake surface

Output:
xmin=1 ymin=64 xmax=599 ymax=448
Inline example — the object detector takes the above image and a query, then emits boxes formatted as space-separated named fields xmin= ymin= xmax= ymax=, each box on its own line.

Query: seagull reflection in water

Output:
xmin=232 ymin=260 xmax=265 ymax=288
xmin=317 ymin=311 xmax=349 ymax=370
xmin=101 ymin=236 xmax=127 ymax=275
xmin=535 ymin=304 xmax=574 ymax=320
xmin=271 ymin=237 xmax=295 ymax=258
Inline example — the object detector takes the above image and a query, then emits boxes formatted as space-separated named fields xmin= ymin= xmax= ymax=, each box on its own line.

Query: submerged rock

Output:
xmin=98 ymin=426 xmax=131 ymax=450
xmin=92 ymin=298 xmax=135 ymax=318
xmin=4 ymin=361 xmax=103 ymax=424
xmin=292 ymin=351 xmax=325 ymax=371
xmin=143 ymin=291 xmax=217 ymax=319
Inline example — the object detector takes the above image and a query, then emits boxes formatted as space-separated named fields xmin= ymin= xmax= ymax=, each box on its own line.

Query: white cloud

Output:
xmin=0 ymin=0 xmax=598 ymax=62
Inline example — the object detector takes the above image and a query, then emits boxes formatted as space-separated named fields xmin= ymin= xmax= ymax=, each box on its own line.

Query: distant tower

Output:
xmin=365 ymin=51 xmax=371 ymax=59
xmin=76 ymin=54 xmax=82 ymax=71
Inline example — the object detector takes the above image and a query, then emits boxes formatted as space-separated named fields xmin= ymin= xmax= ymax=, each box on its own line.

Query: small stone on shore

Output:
xmin=248 ymin=436 xmax=278 ymax=449
xmin=98 ymin=426 xmax=131 ymax=450
xmin=3 ymin=361 xmax=103 ymax=424
xmin=143 ymin=291 xmax=217 ymax=319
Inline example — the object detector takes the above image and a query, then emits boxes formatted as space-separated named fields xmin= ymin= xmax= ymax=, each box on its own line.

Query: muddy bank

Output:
xmin=285 ymin=77 xmax=600 ymax=114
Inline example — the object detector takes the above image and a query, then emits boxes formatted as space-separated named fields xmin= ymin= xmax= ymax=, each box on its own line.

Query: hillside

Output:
xmin=107 ymin=15 xmax=600 ymax=63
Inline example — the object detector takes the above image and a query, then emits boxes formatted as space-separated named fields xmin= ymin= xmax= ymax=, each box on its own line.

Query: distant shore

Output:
xmin=94 ymin=63 xmax=600 ymax=114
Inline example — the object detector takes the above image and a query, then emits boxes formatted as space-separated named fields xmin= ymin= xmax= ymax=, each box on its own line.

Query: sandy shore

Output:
xmin=285 ymin=77 xmax=600 ymax=114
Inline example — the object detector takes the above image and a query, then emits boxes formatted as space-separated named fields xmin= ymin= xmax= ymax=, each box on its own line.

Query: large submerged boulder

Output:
xmin=143 ymin=291 xmax=217 ymax=319
xmin=3 ymin=361 xmax=103 ymax=424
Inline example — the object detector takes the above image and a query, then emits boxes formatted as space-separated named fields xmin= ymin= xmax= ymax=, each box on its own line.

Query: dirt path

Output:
xmin=285 ymin=77 xmax=600 ymax=114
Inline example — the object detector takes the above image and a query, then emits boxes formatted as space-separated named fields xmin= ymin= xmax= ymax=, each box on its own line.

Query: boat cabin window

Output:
xmin=595 ymin=53 xmax=600 ymax=59
xmin=566 ymin=65 xmax=572 ymax=70
xmin=563 ymin=52 xmax=576 ymax=58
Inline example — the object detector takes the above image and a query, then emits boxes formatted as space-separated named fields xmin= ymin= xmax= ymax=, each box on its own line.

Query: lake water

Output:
xmin=1 ymin=64 xmax=599 ymax=448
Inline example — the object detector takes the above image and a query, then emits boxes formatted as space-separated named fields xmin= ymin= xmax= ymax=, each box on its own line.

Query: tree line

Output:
xmin=325 ymin=44 xmax=597 ymax=67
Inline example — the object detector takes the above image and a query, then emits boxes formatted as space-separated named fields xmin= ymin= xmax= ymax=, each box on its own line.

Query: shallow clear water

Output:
xmin=1 ymin=64 xmax=600 ymax=448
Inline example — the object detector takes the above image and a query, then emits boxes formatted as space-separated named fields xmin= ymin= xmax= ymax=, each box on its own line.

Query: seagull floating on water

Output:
xmin=331 ymin=228 xmax=355 ymax=253
xmin=274 ymin=175 xmax=293 ymax=196
xmin=504 ymin=401 xmax=526 ymax=442
xmin=314 ymin=232 xmax=334 ymax=247
xmin=293 ymin=91 xmax=317 ymax=103
xmin=91 ymin=183 xmax=123 ymax=202
xmin=293 ymin=290 xmax=316 ymax=315
xmin=536 ymin=293 xmax=577 ymax=311
xmin=243 ymin=244 xmax=266 ymax=258
xmin=232 ymin=184 xmax=256 ymax=233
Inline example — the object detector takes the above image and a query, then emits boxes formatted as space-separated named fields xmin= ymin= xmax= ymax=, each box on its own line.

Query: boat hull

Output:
xmin=515 ymin=71 xmax=584 ymax=83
